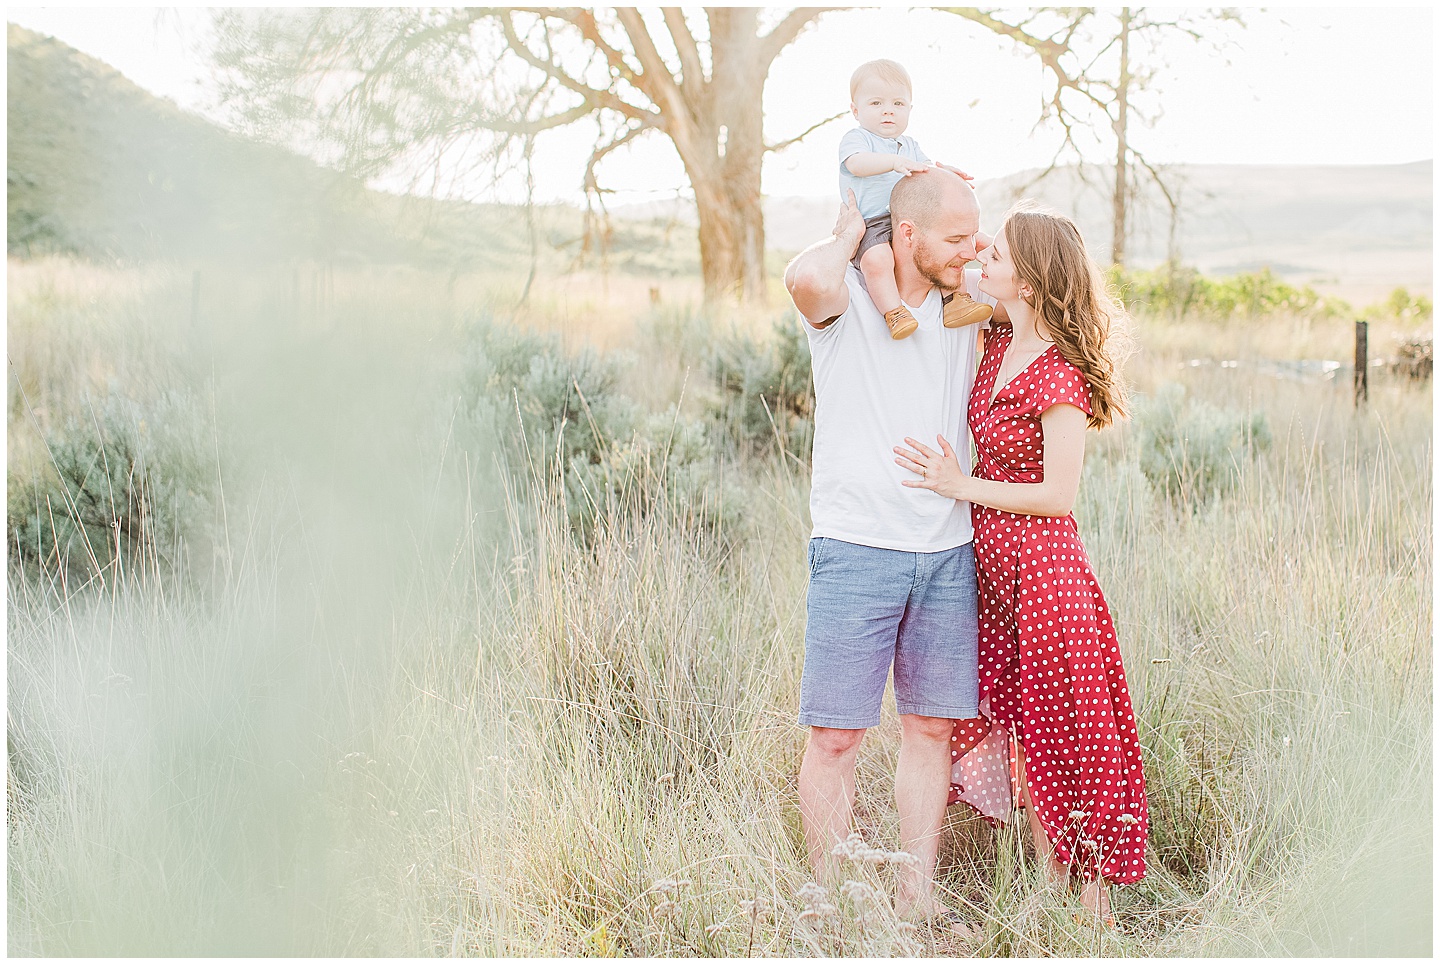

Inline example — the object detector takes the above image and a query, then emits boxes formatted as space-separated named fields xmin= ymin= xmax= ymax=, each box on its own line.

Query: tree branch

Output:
xmin=583 ymin=121 xmax=650 ymax=194
xmin=613 ymin=7 xmax=688 ymax=121
xmin=497 ymin=10 xmax=659 ymax=126
xmin=758 ymin=7 xmax=834 ymax=68
xmin=564 ymin=8 xmax=647 ymax=91
xmin=661 ymin=8 xmax=706 ymax=86
xmin=1130 ymin=149 xmax=1178 ymax=213
xmin=766 ymin=109 xmax=846 ymax=152
xmin=473 ymin=100 xmax=600 ymax=135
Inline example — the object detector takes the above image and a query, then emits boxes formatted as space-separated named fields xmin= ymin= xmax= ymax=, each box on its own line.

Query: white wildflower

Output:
xmin=796 ymin=882 xmax=828 ymax=905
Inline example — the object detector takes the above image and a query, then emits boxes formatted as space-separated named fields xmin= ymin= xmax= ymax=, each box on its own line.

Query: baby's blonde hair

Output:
xmin=849 ymin=59 xmax=912 ymax=100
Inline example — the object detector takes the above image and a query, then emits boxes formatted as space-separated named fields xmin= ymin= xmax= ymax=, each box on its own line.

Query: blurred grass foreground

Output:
xmin=7 ymin=250 xmax=1432 ymax=956
xmin=7 ymin=14 xmax=1433 ymax=956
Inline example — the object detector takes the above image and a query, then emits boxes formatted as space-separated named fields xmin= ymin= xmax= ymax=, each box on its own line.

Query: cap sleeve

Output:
xmin=1033 ymin=354 xmax=1093 ymax=417
xmin=839 ymin=128 xmax=871 ymax=166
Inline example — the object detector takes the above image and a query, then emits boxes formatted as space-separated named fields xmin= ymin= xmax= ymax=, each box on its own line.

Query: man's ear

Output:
xmin=892 ymin=219 xmax=915 ymax=249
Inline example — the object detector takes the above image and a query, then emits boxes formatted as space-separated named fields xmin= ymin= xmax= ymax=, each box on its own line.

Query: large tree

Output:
xmin=212 ymin=7 xmax=837 ymax=304
xmin=946 ymin=7 xmax=1242 ymax=266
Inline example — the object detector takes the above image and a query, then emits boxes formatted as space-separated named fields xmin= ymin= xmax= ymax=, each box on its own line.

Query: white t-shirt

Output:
xmin=838 ymin=127 xmax=931 ymax=220
xmin=803 ymin=267 xmax=992 ymax=553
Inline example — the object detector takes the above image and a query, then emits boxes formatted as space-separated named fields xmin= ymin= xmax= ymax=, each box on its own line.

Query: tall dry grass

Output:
xmin=7 ymin=257 xmax=1431 ymax=955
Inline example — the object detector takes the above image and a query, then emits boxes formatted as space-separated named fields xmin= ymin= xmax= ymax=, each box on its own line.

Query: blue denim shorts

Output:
xmin=799 ymin=537 xmax=979 ymax=729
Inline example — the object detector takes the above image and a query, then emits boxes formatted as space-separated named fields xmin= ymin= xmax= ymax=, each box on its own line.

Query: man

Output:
xmin=784 ymin=167 xmax=996 ymax=923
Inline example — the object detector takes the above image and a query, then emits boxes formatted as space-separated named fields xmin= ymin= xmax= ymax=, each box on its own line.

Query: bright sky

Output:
xmin=7 ymin=5 xmax=1435 ymax=206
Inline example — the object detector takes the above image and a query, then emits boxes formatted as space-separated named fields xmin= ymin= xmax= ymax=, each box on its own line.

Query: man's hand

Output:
xmin=787 ymin=190 xmax=861 ymax=326
xmin=893 ymin=157 xmax=932 ymax=176
xmin=832 ymin=190 xmax=865 ymax=258
xmin=935 ymin=162 xmax=974 ymax=181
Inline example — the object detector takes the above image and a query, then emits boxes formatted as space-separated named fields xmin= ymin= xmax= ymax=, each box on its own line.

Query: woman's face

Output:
xmin=978 ymin=229 xmax=1024 ymax=303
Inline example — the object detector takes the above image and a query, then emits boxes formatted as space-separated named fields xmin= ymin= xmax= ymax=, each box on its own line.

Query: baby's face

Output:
xmin=851 ymin=76 xmax=912 ymax=139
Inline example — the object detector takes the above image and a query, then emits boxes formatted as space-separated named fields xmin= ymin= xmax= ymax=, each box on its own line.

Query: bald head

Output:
xmin=890 ymin=167 xmax=978 ymax=233
xmin=889 ymin=167 xmax=984 ymax=293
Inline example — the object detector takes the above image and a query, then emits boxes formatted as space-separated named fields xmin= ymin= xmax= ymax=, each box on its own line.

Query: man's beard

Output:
xmin=912 ymin=236 xmax=962 ymax=289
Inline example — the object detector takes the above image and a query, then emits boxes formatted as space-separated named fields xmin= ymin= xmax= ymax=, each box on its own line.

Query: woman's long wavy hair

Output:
xmin=1003 ymin=203 xmax=1131 ymax=429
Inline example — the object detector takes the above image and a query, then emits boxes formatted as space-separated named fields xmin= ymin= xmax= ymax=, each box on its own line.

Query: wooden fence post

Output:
xmin=1354 ymin=319 xmax=1369 ymax=407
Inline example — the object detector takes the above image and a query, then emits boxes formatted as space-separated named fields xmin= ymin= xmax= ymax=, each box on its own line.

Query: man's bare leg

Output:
xmin=798 ymin=726 xmax=865 ymax=880
xmin=893 ymin=713 xmax=960 ymax=918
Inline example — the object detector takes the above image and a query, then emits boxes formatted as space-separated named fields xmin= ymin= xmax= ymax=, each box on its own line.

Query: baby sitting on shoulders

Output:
xmin=839 ymin=58 xmax=993 ymax=339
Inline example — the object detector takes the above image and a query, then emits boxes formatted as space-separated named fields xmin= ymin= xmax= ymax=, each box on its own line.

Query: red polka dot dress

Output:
xmin=947 ymin=322 xmax=1149 ymax=885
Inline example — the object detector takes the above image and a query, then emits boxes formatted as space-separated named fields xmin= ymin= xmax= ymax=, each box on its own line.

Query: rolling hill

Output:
xmin=745 ymin=161 xmax=1432 ymax=304
xmin=9 ymin=24 xmax=1430 ymax=306
xmin=6 ymin=25 xmax=665 ymax=274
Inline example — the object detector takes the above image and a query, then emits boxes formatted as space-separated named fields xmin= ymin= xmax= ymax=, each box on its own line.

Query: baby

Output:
xmin=839 ymin=59 xmax=992 ymax=339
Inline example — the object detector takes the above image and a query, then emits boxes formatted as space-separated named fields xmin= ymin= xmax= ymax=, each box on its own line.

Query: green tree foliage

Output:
xmin=1364 ymin=287 xmax=1433 ymax=324
xmin=1112 ymin=263 xmax=1353 ymax=322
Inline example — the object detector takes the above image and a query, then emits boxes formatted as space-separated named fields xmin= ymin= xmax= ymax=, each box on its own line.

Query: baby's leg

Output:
xmin=860 ymin=242 xmax=901 ymax=313
xmin=861 ymin=242 xmax=917 ymax=340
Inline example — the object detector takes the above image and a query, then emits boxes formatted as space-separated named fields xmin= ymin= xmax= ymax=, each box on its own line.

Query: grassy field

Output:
xmin=6 ymin=255 xmax=1432 ymax=956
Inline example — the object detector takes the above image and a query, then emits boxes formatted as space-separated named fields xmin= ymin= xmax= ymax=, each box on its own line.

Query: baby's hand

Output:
xmin=935 ymin=162 xmax=974 ymax=180
xmin=892 ymin=157 xmax=932 ymax=176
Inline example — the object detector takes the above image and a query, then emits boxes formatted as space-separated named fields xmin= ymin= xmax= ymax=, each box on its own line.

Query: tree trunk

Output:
xmin=693 ymin=167 xmax=766 ymax=305
xmin=671 ymin=8 xmax=770 ymax=305
xmin=1111 ymin=8 xmax=1132 ymax=267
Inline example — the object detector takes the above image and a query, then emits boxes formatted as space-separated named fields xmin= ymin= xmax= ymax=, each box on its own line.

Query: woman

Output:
xmin=893 ymin=205 xmax=1148 ymax=924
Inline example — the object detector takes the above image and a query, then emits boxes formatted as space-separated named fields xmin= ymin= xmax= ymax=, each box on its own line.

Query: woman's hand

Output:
xmin=894 ymin=435 xmax=968 ymax=500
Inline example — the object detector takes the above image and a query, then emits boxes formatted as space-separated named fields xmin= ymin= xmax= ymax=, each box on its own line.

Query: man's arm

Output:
xmin=785 ymin=190 xmax=865 ymax=328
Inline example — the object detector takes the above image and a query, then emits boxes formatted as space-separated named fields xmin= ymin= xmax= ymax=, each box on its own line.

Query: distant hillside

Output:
xmin=10 ymin=24 xmax=1427 ymax=303
xmin=10 ymin=24 xmax=356 ymax=261
xmin=618 ymin=162 xmax=1433 ymax=303
xmin=7 ymin=25 xmax=704 ymax=277
xmin=6 ymin=25 xmax=692 ymax=275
